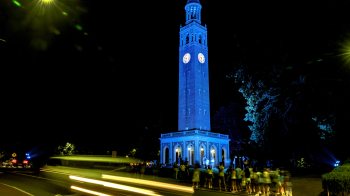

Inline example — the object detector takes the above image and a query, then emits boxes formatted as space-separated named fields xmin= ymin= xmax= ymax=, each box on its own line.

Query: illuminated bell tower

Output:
xmin=160 ymin=0 xmax=230 ymax=167
xmin=179 ymin=0 xmax=210 ymax=131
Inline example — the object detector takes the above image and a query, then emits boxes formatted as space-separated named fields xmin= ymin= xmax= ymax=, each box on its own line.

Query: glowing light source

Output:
xmin=75 ymin=24 xmax=83 ymax=31
xmin=25 ymin=153 xmax=31 ymax=160
xmin=334 ymin=160 xmax=340 ymax=167
xmin=340 ymin=38 xmax=350 ymax=66
xmin=12 ymin=0 xmax=22 ymax=7
xmin=32 ymin=0 xmax=57 ymax=15
xmin=40 ymin=0 xmax=54 ymax=4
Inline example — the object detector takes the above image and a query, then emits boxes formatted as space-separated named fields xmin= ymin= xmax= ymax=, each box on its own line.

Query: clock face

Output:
xmin=183 ymin=53 xmax=191 ymax=64
xmin=198 ymin=53 xmax=205 ymax=63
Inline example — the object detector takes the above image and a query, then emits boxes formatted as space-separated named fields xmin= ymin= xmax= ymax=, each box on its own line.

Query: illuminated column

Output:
xmin=169 ymin=144 xmax=173 ymax=164
xmin=160 ymin=142 xmax=163 ymax=164
xmin=206 ymin=143 xmax=209 ymax=164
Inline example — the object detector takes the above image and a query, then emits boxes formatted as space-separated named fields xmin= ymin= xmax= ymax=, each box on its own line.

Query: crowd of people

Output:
xmin=174 ymin=161 xmax=293 ymax=195
xmin=127 ymin=160 xmax=293 ymax=195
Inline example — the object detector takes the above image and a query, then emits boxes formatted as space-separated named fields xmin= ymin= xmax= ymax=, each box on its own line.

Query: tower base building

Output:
xmin=160 ymin=130 xmax=230 ymax=167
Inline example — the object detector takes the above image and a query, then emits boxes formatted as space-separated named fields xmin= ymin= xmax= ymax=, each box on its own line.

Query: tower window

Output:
xmin=199 ymin=35 xmax=202 ymax=44
xmin=186 ymin=34 xmax=189 ymax=44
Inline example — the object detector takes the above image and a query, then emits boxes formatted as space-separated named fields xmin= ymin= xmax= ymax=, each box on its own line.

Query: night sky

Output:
xmin=1 ymin=0 xmax=349 ymax=154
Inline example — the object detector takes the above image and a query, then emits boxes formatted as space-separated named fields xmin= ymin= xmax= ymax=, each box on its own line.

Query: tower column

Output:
xmin=219 ymin=146 xmax=222 ymax=164
xmin=169 ymin=143 xmax=173 ymax=164
xmin=160 ymin=141 xmax=163 ymax=164
xmin=206 ymin=142 xmax=209 ymax=166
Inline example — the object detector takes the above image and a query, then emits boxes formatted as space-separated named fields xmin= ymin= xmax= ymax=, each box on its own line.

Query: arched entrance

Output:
xmin=200 ymin=145 xmax=206 ymax=166
xmin=174 ymin=145 xmax=182 ymax=164
xmin=164 ymin=147 xmax=170 ymax=164
xmin=187 ymin=144 xmax=194 ymax=165
xmin=221 ymin=148 xmax=225 ymax=163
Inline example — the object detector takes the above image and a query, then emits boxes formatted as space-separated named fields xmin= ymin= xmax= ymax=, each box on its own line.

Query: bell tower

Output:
xmin=178 ymin=0 xmax=210 ymax=131
xmin=160 ymin=0 xmax=230 ymax=167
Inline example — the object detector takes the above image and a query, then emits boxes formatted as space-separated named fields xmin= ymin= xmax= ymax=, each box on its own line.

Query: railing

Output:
xmin=160 ymin=130 xmax=229 ymax=139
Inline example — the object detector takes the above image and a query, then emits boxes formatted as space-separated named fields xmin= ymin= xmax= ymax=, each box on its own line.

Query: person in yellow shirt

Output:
xmin=192 ymin=163 xmax=200 ymax=189
xmin=206 ymin=165 xmax=213 ymax=189
xmin=218 ymin=162 xmax=226 ymax=191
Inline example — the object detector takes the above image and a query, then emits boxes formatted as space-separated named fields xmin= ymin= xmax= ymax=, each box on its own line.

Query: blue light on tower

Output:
xmin=178 ymin=0 xmax=210 ymax=131
xmin=159 ymin=0 xmax=230 ymax=167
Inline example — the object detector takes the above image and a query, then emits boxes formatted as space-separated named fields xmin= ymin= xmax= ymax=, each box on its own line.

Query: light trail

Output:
xmin=71 ymin=185 xmax=111 ymax=196
xmin=69 ymin=175 xmax=163 ymax=196
xmin=102 ymin=174 xmax=194 ymax=194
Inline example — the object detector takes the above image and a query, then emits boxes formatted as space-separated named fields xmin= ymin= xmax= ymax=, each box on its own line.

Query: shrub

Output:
xmin=322 ymin=164 xmax=350 ymax=195
xmin=333 ymin=164 xmax=350 ymax=173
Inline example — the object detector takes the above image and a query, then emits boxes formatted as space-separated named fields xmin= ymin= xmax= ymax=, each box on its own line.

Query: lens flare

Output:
xmin=12 ymin=0 xmax=22 ymax=7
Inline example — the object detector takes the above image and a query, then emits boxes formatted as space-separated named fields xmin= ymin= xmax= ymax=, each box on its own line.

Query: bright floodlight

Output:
xmin=41 ymin=0 xmax=54 ymax=4
xmin=340 ymin=38 xmax=350 ymax=66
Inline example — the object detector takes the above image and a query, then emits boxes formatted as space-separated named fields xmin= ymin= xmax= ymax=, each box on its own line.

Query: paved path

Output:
xmin=292 ymin=177 xmax=323 ymax=196
xmin=0 ymin=183 xmax=34 ymax=196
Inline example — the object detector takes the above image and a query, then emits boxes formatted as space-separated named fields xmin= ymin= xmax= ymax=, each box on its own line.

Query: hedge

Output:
xmin=333 ymin=164 xmax=350 ymax=173
xmin=322 ymin=164 xmax=350 ymax=195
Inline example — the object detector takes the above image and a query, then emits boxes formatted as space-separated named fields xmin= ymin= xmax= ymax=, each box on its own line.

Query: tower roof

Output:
xmin=187 ymin=0 xmax=200 ymax=4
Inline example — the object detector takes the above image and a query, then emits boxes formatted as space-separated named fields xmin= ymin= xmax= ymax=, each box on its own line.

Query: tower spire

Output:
xmin=187 ymin=0 xmax=200 ymax=3
xmin=185 ymin=0 xmax=202 ymax=24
